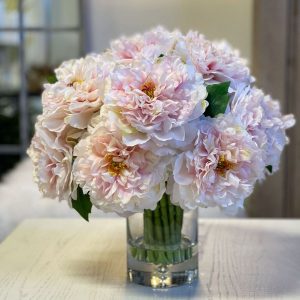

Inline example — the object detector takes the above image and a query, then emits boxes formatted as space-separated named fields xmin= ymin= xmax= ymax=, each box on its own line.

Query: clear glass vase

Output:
xmin=127 ymin=194 xmax=198 ymax=288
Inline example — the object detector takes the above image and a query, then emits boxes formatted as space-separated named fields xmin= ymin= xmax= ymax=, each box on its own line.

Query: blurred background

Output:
xmin=0 ymin=0 xmax=299 ymax=241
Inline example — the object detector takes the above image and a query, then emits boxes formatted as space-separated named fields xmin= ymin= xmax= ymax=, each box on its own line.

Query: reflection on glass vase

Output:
xmin=127 ymin=193 xmax=198 ymax=288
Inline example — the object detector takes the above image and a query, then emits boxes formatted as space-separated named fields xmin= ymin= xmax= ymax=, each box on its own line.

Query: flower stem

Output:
xmin=160 ymin=194 xmax=170 ymax=245
xmin=143 ymin=209 xmax=154 ymax=245
xmin=153 ymin=201 xmax=164 ymax=246
xmin=167 ymin=195 xmax=176 ymax=245
xmin=175 ymin=205 xmax=183 ymax=243
xmin=138 ymin=193 xmax=188 ymax=265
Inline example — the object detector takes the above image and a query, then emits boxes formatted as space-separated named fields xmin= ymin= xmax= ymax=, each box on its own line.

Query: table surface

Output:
xmin=0 ymin=219 xmax=299 ymax=300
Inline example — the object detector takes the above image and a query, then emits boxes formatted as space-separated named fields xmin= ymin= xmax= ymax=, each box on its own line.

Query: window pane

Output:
xmin=0 ymin=96 xmax=20 ymax=145
xmin=0 ymin=32 xmax=20 ymax=91
xmin=50 ymin=32 xmax=81 ymax=66
xmin=25 ymin=33 xmax=52 ymax=94
xmin=24 ymin=0 xmax=80 ymax=28
xmin=25 ymin=32 xmax=81 ymax=93
xmin=23 ymin=0 xmax=46 ymax=28
xmin=51 ymin=0 xmax=79 ymax=28
xmin=0 ymin=0 xmax=19 ymax=28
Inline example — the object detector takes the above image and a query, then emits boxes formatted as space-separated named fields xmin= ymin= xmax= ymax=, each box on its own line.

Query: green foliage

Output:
xmin=72 ymin=187 xmax=93 ymax=221
xmin=47 ymin=74 xmax=57 ymax=84
xmin=204 ymin=81 xmax=231 ymax=117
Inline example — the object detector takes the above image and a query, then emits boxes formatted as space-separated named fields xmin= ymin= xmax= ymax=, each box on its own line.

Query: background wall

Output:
xmin=84 ymin=0 xmax=253 ymax=63
xmin=251 ymin=0 xmax=300 ymax=218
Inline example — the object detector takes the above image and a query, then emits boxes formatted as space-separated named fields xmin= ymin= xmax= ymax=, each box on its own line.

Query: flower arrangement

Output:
xmin=28 ymin=26 xmax=295 ymax=222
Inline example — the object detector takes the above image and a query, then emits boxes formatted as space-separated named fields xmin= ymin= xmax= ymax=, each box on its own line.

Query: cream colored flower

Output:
xmin=171 ymin=116 xmax=265 ymax=210
xmin=73 ymin=126 xmax=169 ymax=215
xmin=27 ymin=117 xmax=74 ymax=202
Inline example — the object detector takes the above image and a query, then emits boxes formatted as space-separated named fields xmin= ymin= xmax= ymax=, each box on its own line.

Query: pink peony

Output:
xmin=171 ymin=116 xmax=265 ymax=210
xmin=42 ymin=54 xmax=111 ymax=132
xmin=27 ymin=117 xmax=76 ymax=202
xmin=186 ymin=31 xmax=252 ymax=89
xmin=41 ymin=82 xmax=70 ymax=133
xmin=72 ymin=126 xmax=169 ymax=215
xmin=110 ymin=26 xmax=181 ymax=62
xmin=231 ymin=87 xmax=295 ymax=172
xmin=104 ymin=55 xmax=208 ymax=150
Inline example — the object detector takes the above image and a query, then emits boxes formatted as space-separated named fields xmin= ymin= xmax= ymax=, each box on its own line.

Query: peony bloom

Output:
xmin=231 ymin=87 xmax=296 ymax=172
xmin=104 ymin=55 xmax=208 ymax=151
xmin=185 ymin=31 xmax=252 ymax=89
xmin=40 ymin=82 xmax=70 ymax=133
xmin=27 ymin=117 xmax=75 ymax=202
xmin=110 ymin=33 xmax=144 ymax=61
xmin=110 ymin=26 xmax=181 ymax=63
xmin=42 ymin=54 xmax=112 ymax=132
xmin=171 ymin=116 xmax=265 ymax=210
xmin=72 ymin=126 xmax=169 ymax=215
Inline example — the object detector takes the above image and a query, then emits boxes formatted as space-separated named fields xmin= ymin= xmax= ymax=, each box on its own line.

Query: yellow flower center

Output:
xmin=141 ymin=80 xmax=156 ymax=99
xmin=105 ymin=154 xmax=127 ymax=176
xmin=68 ymin=78 xmax=84 ymax=87
xmin=216 ymin=155 xmax=235 ymax=176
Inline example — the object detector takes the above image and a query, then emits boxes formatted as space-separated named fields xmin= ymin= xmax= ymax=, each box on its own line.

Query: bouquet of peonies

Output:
xmin=28 ymin=27 xmax=295 ymax=221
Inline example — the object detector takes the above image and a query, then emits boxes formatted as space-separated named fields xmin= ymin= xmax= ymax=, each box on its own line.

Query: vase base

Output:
xmin=127 ymin=254 xmax=198 ymax=288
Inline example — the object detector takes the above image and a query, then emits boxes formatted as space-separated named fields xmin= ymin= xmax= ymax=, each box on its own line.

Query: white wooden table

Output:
xmin=0 ymin=219 xmax=299 ymax=300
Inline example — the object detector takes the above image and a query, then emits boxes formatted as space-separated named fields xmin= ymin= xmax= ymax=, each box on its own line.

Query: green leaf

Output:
xmin=266 ymin=165 xmax=273 ymax=173
xmin=47 ymin=74 xmax=57 ymax=84
xmin=158 ymin=53 xmax=164 ymax=58
xmin=72 ymin=187 xmax=93 ymax=221
xmin=204 ymin=81 xmax=231 ymax=118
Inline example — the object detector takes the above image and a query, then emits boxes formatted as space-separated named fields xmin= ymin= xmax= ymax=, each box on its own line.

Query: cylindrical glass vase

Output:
xmin=127 ymin=194 xmax=198 ymax=288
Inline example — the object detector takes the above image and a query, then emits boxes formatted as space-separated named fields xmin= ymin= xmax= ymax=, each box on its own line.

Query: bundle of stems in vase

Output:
xmin=130 ymin=194 xmax=193 ymax=265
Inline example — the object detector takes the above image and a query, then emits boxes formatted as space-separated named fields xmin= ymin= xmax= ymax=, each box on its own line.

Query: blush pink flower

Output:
xmin=41 ymin=82 xmax=70 ymax=133
xmin=27 ymin=117 xmax=75 ymax=202
xmin=186 ymin=31 xmax=252 ymax=89
xmin=42 ymin=54 xmax=111 ymax=132
xmin=72 ymin=126 xmax=169 ymax=215
xmin=110 ymin=33 xmax=144 ymax=60
xmin=110 ymin=26 xmax=181 ymax=62
xmin=171 ymin=116 xmax=265 ymax=210
xmin=104 ymin=56 xmax=208 ymax=150
xmin=231 ymin=87 xmax=295 ymax=172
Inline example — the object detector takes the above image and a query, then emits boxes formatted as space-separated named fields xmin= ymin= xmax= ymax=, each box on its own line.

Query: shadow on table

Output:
xmin=63 ymin=222 xmax=300 ymax=298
